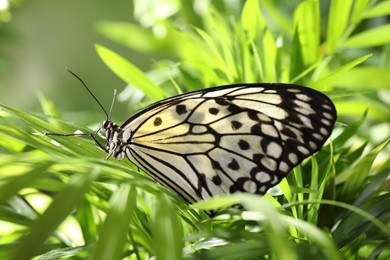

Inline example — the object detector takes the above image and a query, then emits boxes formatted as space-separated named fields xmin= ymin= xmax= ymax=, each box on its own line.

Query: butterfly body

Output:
xmin=99 ymin=83 xmax=336 ymax=203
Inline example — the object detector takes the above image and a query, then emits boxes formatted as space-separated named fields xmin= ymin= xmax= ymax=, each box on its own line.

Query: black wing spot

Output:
xmin=212 ymin=175 xmax=222 ymax=185
xmin=238 ymin=139 xmax=250 ymax=150
xmin=209 ymin=107 xmax=219 ymax=115
xmin=251 ymin=123 xmax=262 ymax=134
xmin=153 ymin=117 xmax=162 ymax=126
xmin=231 ymin=121 xmax=242 ymax=130
xmin=176 ymin=104 xmax=188 ymax=115
xmin=227 ymin=158 xmax=240 ymax=170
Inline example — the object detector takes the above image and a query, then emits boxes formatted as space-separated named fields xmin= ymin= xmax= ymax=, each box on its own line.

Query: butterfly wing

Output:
xmin=120 ymin=84 xmax=336 ymax=203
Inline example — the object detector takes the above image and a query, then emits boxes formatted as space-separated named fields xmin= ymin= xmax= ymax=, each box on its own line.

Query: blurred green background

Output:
xmin=0 ymin=0 xmax=145 ymax=112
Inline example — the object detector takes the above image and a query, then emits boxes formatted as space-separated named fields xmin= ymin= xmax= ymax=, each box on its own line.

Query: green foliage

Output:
xmin=1 ymin=0 xmax=389 ymax=259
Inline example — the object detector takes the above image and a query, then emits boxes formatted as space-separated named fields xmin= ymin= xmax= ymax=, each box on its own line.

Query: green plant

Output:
xmin=0 ymin=0 xmax=389 ymax=259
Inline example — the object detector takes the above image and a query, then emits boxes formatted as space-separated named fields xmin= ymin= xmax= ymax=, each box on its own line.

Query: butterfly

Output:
xmin=48 ymin=71 xmax=337 ymax=204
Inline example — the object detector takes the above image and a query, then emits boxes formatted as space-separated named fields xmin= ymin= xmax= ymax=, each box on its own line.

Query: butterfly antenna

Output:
xmin=108 ymin=89 xmax=117 ymax=120
xmin=66 ymin=68 xmax=110 ymax=120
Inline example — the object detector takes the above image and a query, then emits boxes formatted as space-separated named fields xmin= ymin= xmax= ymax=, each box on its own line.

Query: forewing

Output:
xmin=121 ymin=84 xmax=336 ymax=203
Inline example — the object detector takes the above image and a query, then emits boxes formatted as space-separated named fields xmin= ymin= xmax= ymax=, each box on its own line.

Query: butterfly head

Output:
xmin=100 ymin=120 xmax=129 ymax=161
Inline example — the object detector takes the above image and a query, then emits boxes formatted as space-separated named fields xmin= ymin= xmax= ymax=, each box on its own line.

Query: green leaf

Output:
xmin=37 ymin=93 xmax=61 ymax=118
xmin=364 ymin=0 xmax=390 ymax=18
xmin=241 ymin=0 xmax=264 ymax=41
xmin=13 ymin=170 xmax=99 ymax=260
xmin=260 ymin=0 xmax=292 ymax=34
xmin=343 ymin=24 xmax=390 ymax=48
xmin=333 ymin=110 xmax=367 ymax=151
xmin=351 ymin=0 xmax=371 ymax=24
xmin=195 ymin=28 xmax=231 ymax=81
xmin=311 ymin=54 xmax=371 ymax=88
xmin=262 ymin=29 xmax=277 ymax=82
xmin=95 ymin=44 xmax=166 ymax=101
xmin=339 ymin=138 xmax=390 ymax=201
xmin=326 ymin=0 xmax=353 ymax=53
xmin=293 ymin=0 xmax=320 ymax=66
xmin=90 ymin=182 xmax=135 ymax=260
xmin=203 ymin=10 xmax=238 ymax=81
xmin=95 ymin=21 xmax=169 ymax=54
xmin=152 ymin=193 xmax=183 ymax=260
xmin=0 ymin=162 xmax=53 ymax=205
xmin=332 ymin=66 xmax=390 ymax=89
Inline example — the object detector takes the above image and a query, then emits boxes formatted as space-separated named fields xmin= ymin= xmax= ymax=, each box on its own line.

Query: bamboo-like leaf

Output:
xmin=95 ymin=22 xmax=169 ymax=54
xmin=13 ymin=170 xmax=99 ymax=260
xmin=0 ymin=162 xmax=53 ymax=205
xmin=293 ymin=0 xmax=320 ymax=66
xmin=311 ymin=54 xmax=371 ymax=89
xmin=351 ymin=0 xmax=371 ymax=24
xmin=364 ymin=0 xmax=390 ymax=18
xmin=332 ymin=67 xmax=390 ymax=89
xmin=326 ymin=0 xmax=353 ymax=53
xmin=95 ymin=44 xmax=166 ymax=101
xmin=343 ymin=24 xmax=390 ymax=48
xmin=152 ymin=193 xmax=183 ymax=260
xmin=241 ymin=0 xmax=264 ymax=41
xmin=339 ymin=138 xmax=390 ymax=201
xmin=90 ymin=182 xmax=135 ymax=260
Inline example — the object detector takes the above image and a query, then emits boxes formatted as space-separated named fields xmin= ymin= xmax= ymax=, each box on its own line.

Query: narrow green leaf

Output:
xmin=37 ymin=93 xmax=61 ymax=118
xmin=262 ymin=29 xmax=277 ymax=82
xmin=152 ymin=193 xmax=183 ymax=260
xmin=311 ymin=54 xmax=371 ymax=88
xmin=0 ymin=103 xmax=62 ymax=134
xmin=194 ymin=28 xmax=231 ymax=81
xmin=286 ymin=199 xmax=390 ymax=238
xmin=326 ymin=0 xmax=353 ymax=53
xmin=283 ymin=216 xmax=342 ymax=260
xmin=343 ymin=24 xmax=390 ymax=48
xmin=351 ymin=0 xmax=371 ymax=24
xmin=250 ymin=40 xmax=264 ymax=82
xmin=192 ymin=194 xmax=243 ymax=211
xmin=364 ymin=0 xmax=390 ymax=18
xmin=204 ymin=10 xmax=238 ymax=80
xmin=239 ymin=195 xmax=297 ymax=260
xmin=241 ymin=0 xmax=264 ymax=40
xmin=340 ymin=138 xmax=390 ymax=201
xmin=261 ymin=0 xmax=292 ymax=34
xmin=0 ymin=163 xmax=52 ymax=205
xmin=334 ymin=100 xmax=386 ymax=119
xmin=95 ymin=21 xmax=168 ymax=54
xmin=90 ymin=182 xmax=135 ymax=260
xmin=333 ymin=110 xmax=367 ymax=151
xmin=0 ymin=105 xmax=92 ymax=158
xmin=185 ymin=240 xmax=269 ymax=259
xmin=332 ymin=67 xmax=390 ymax=89
xmin=13 ymin=170 xmax=99 ymax=260
xmin=95 ymin=44 xmax=166 ymax=101
xmin=307 ymin=158 xmax=320 ymax=222
xmin=293 ymin=0 xmax=320 ymax=65
xmin=289 ymin=28 xmax=305 ymax=82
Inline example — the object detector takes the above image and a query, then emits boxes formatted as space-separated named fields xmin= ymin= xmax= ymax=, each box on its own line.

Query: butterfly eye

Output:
xmin=102 ymin=120 xmax=110 ymax=130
